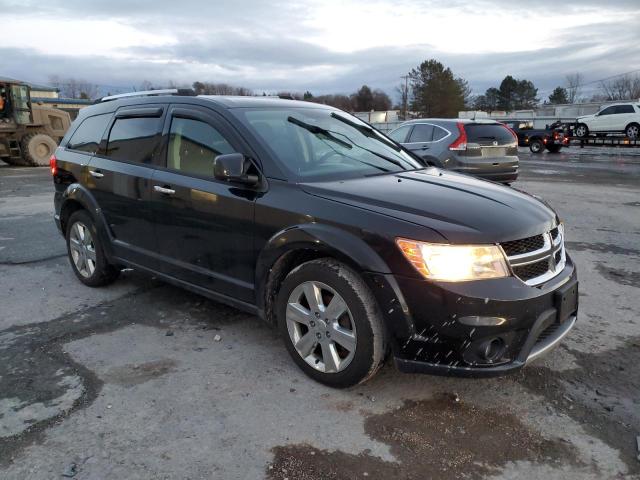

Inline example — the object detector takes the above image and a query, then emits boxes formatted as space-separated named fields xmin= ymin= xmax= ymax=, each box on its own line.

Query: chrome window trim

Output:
xmin=403 ymin=122 xmax=452 ymax=145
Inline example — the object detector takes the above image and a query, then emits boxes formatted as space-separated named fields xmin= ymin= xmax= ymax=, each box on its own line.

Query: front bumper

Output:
xmin=367 ymin=255 xmax=578 ymax=377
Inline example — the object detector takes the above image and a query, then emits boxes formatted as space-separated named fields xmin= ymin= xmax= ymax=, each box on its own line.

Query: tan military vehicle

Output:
xmin=0 ymin=79 xmax=71 ymax=166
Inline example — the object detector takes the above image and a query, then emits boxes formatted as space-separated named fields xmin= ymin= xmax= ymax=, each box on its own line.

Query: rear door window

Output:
xmin=432 ymin=125 xmax=449 ymax=141
xmin=388 ymin=125 xmax=411 ymax=143
xmin=408 ymin=124 xmax=434 ymax=142
xmin=67 ymin=114 xmax=111 ymax=154
xmin=615 ymin=105 xmax=634 ymax=114
xmin=106 ymin=116 xmax=162 ymax=164
xmin=465 ymin=124 xmax=515 ymax=145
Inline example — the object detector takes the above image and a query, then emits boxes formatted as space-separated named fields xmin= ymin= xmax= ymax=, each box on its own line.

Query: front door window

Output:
xmin=10 ymin=85 xmax=32 ymax=124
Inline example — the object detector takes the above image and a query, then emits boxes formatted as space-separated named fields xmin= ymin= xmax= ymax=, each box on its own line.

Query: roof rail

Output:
xmin=99 ymin=88 xmax=196 ymax=103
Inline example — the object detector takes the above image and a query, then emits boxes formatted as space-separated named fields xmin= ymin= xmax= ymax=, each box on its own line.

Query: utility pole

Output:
xmin=400 ymin=75 xmax=409 ymax=120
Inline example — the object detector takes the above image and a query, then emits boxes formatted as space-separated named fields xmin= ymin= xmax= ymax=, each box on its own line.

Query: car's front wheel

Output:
xmin=66 ymin=210 xmax=119 ymax=287
xmin=277 ymin=258 xmax=386 ymax=388
xmin=575 ymin=124 xmax=589 ymax=138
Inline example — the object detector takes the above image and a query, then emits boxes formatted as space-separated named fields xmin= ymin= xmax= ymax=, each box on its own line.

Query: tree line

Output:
xmin=47 ymin=67 xmax=640 ymax=117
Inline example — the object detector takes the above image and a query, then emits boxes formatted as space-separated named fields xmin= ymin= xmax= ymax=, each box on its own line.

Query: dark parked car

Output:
xmin=389 ymin=119 xmax=518 ymax=183
xmin=501 ymin=120 xmax=568 ymax=154
xmin=52 ymin=91 xmax=578 ymax=387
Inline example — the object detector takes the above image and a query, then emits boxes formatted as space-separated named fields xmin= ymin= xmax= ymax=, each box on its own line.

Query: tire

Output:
xmin=575 ymin=124 xmax=589 ymax=138
xmin=66 ymin=210 xmax=119 ymax=287
xmin=546 ymin=145 xmax=561 ymax=153
xmin=529 ymin=138 xmax=544 ymax=154
xmin=277 ymin=258 xmax=386 ymax=388
xmin=21 ymin=133 xmax=57 ymax=166
xmin=625 ymin=123 xmax=639 ymax=139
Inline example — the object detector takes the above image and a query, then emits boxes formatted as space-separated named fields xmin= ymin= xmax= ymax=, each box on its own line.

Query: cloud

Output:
xmin=1 ymin=0 xmax=638 ymax=100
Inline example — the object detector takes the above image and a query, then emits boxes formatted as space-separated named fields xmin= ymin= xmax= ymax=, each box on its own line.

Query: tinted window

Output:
xmin=388 ymin=125 xmax=411 ymax=142
xmin=408 ymin=124 xmax=434 ymax=142
xmin=167 ymin=117 xmax=234 ymax=176
xmin=599 ymin=106 xmax=615 ymax=116
xmin=465 ymin=124 xmax=515 ymax=145
xmin=67 ymin=114 xmax=111 ymax=153
xmin=106 ymin=117 xmax=161 ymax=163
xmin=615 ymin=105 xmax=634 ymax=114
xmin=432 ymin=125 xmax=449 ymax=141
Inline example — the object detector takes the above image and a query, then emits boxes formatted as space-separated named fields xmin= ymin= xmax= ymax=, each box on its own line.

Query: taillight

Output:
xmin=449 ymin=122 xmax=467 ymax=151
xmin=49 ymin=154 xmax=57 ymax=176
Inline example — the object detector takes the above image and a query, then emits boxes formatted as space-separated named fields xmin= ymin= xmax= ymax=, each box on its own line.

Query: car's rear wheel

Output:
xmin=277 ymin=258 xmax=386 ymax=388
xmin=575 ymin=124 xmax=589 ymax=138
xmin=529 ymin=138 xmax=544 ymax=153
xmin=625 ymin=123 xmax=639 ymax=139
xmin=66 ymin=210 xmax=119 ymax=287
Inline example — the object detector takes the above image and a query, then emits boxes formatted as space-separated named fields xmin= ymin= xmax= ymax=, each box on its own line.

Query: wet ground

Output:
xmin=0 ymin=147 xmax=638 ymax=479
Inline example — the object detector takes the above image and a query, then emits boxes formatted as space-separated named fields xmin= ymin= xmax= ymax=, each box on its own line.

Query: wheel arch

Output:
xmin=59 ymin=183 xmax=114 ymax=259
xmin=256 ymin=224 xmax=392 ymax=326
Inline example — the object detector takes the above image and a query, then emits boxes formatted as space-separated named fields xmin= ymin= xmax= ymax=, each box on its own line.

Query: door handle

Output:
xmin=89 ymin=170 xmax=104 ymax=178
xmin=154 ymin=185 xmax=176 ymax=195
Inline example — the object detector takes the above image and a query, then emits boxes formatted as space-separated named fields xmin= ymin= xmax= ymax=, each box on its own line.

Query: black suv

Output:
xmin=52 ymin=91 xmax=578 ymax=387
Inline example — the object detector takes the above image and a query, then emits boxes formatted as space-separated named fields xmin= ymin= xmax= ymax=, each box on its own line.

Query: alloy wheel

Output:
xmin=626 ymin=125 xmax=639 ymax=139
xmin=69 ymin=221 xmax=97 ymax=278
xmin=285 ymin=281 xmax=357 ymax=373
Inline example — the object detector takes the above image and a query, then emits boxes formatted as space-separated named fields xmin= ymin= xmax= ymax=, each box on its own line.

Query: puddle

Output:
xmin=595 ymin=263 xmax=640 ymax=287
xmin=565 ymin=242 xmax=640 ymax=257
xmin=268 ymin=396 xmax=580 ymax=480
xmin=519 ymin=338 xmax=640 ymax=473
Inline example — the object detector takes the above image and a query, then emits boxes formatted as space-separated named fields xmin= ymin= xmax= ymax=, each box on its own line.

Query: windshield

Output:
xmin=235 ymin=107 xmax=422 ymax=181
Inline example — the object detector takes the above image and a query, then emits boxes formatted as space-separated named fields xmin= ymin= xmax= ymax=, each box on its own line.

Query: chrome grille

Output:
xmin=500 ymin=225 xmax=565 ymax=286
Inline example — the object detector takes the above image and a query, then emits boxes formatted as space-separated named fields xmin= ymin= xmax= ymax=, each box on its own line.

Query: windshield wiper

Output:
xmin=287 ymin=116 xmax=352 ymax=150
xmin=326 ymin=128 xmax=407 ymax=170
xmin=330 ymin=112 xmax=400 ymax=151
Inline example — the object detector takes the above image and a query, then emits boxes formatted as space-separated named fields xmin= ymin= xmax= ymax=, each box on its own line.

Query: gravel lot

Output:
xmin=1 ymin=147 xmax=638 ymax=479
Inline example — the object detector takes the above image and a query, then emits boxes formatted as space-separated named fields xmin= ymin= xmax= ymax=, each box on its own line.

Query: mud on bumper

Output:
xmin=367 ymin=256 xmax=578 ymax=378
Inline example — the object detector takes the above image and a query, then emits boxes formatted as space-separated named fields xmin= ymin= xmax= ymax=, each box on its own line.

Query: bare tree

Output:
xmin=139 ymin=80 xmax=154 ymax=91
xmin=48 ymin=76 xmax=98 ymax=99
xmin=395 ymin=82 xmax=409 ymax=118
xmin=599 ymin=74 xmax=640 ymax=101
xmin=192 ymin=81 xmax=254 ymax=96
xmin=565 ymin=73 xmax=583 ymax=104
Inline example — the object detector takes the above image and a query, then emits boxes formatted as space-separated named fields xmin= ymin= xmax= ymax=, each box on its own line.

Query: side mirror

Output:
xmin=213 ymin=153 xmax=259 ymax=185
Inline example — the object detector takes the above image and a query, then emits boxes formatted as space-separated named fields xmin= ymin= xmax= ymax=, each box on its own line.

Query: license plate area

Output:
xmin=555 ymin=280 xmax=578 ymax=323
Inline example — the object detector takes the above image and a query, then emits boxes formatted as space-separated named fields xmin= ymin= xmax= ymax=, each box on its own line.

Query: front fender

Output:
xmin=255 ymin=223 xmax=416 ymax=341
xmin=256 ymin=223 xmax=391 ymax=283
xmin=255 ymin=223 xmax=391 ymax=312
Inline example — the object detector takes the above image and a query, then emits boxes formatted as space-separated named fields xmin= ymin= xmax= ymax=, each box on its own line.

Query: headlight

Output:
xmin=396 ymin=238 xmax=510 ymax=281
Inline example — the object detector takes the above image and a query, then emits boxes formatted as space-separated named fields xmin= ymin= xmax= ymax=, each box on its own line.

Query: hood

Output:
xmin=300 ymin=169 xmax=558 ymax=244
xmin=576 ymin=113 xmax=596 ymax=121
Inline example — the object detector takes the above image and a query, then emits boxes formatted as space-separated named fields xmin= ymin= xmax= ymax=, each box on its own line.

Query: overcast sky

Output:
xmin=2 ymin=0 xmax=639 ymax=100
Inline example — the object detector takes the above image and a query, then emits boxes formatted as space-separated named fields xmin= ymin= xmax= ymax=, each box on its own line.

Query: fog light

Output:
xmin=479 ymin=337 xmax=506 ymax=362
